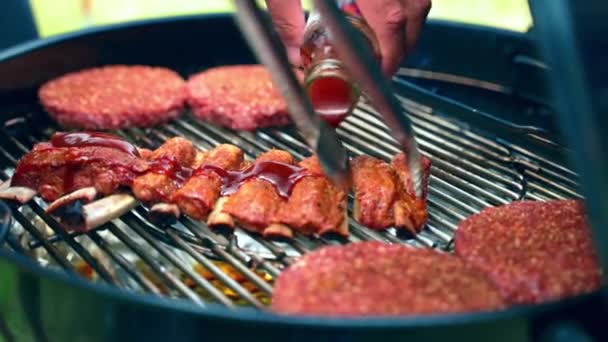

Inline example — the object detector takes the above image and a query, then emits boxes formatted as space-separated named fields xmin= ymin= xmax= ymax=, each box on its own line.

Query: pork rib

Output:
xmin=212 ymin=149 xmax=294 ymax=238
xmin=279 ymin=156 xmax=348 ymax=237
xmin=131 ymin=136 xmax=197 ymax=204
xmin=171 ymin=144 xmax=244 ymax=220
xmin=11 ymin=139 xmax=148 ymax=202
xmin=352 ymin=153 xmax=431 ymax=234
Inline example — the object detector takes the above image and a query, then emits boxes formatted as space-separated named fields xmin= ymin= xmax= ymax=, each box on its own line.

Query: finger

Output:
xmin=403 ymin=0 xmax=432 ymax=54
xmin=357 ymin=0 xmax=407 ymax=76
xmin=265 ymin=0 xmax=306 ymax=66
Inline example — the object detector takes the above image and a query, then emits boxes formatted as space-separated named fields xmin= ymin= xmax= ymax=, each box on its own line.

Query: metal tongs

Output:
xmin=233 ymin=0 xmax=423 ymax=197
xmin=233 ymin=0 xmax=351 ymax=190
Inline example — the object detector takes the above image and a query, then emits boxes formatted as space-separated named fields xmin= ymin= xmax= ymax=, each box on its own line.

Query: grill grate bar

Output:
xmin=105 ymin=221 xmax=206 ymax=305
xmin=87 ymin=229 xmax=162 ymax=294
xmin=0 ymin=169 xmax=77 ymax=271
xmin=120 ymin=211 xmax=235 ymax=307
xmin=430 ymin=176 xmax=491 ymax=209
xmin=505 ymin=141 xmax=579 ymax=179
xmin=348 ymin=109 xmax=519 ymax=179
xmin=9 ymin=206 xmax=76 ymax=272
xmin=524 ymin=170 xmax=582 ymax=199
xmin=165 ymin=230 xmax=264 ymax=307
xmin=172 ymin=226 xmax=275 ymax=294
xmin=177 ymin=214 xmax=288 ymax=271
xmin=344 ymin=111 xmax=522 ymax=195
xmin=355 ymin=102 xmax=513 ymax=164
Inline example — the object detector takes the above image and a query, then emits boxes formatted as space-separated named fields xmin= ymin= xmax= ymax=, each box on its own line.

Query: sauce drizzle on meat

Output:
xmin=147 ymin=156 xmax=194 ymax=187
xmin=197 ymin=161 xmax=312 ymax=199
xmin=51 ymin=131 xmax=140 ymax=157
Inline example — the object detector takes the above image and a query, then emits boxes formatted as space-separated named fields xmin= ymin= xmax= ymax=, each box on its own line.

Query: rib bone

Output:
xmin=148 ymin=203 xmax=181 ymax=226
xmin=59 ymin=194 xmax=137 ymax=232
xmin=46 ymin=187 xmax=98 ymax=215
xmin=0 ymin=186 xmax=37 ymax=204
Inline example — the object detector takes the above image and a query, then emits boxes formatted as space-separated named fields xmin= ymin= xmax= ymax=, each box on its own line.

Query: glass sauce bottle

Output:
xmin=300 ymin=0 xmax=381 ymax=127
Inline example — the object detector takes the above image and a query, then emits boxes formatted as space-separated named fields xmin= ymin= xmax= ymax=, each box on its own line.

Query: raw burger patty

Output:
xmin=39 ymin=65 xmax=187 ymax=129
xmin=187 ymin=65 xmax=291 ymax=131
xmin=455 ymin=200 xmax=602 ymax=305
xmin=271 ymin=241 xmax=504 ymax=316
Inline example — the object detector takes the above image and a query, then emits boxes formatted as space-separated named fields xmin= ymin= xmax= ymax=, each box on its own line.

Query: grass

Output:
xmin=29 ymin=0 xmax=532 ymax=38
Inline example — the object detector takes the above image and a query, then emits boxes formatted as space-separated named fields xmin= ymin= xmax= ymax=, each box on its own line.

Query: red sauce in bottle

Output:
xmin=307 ymin=76 xmax=354 ymax=127
xmin=300 ymin=0 xmax=380 ymax=128
xmin=196 ymin=161 xmax=311 ymax=199
xmin=50 ymin=131 xmax=140 ymax=157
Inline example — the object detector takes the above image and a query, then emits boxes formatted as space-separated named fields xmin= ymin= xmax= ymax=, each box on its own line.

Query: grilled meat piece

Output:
xmin=217 ymin=149 xmax=294 ymax=238
xmin=351 ymin=154 xmax=430 ymax=234
xmin=351 ymin=155 xmax=399 ymax=229
xmin=171 ymin=144 xmax=244 ymax=220
xmin=391 ymin=153 xmax=431 ymax=234
xmin=131 ymin=137 xmax=197 ymax=203
xmin=279 ymin=156 xmax=348 ymax=236
xmin=11 ymin=141 xmax=148 ymax=201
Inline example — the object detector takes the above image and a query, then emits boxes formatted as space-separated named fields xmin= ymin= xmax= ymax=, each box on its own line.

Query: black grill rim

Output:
xmin=2 ymin=248 xmax=605 ymax=328
xmin=0 ymin=14 xmax=605 ymax=334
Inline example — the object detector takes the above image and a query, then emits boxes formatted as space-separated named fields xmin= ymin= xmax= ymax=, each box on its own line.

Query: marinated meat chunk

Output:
xmin=171 ymin=144 xmax=244 ymax=220
xmin=279 ymin=156 xmax=348 ymax=236
xmin=218 ymin=149 xmax=294 ymax=237
xmin=12 ymin=141 xmax=147 ymax=201
xmin=351 ymin=154 xmax=430 ymax=234
xmin=131 ymin=137 xmax=197 ymax=203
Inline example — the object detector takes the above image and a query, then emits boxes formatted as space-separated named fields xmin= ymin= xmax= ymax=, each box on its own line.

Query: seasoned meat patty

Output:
xmin=39 ymin=65 xmax=186 ymax=129
xmin=187 ymin=65 xmax=291 ymax=131
xmin=272 ymin=241 xmax=504 ymax=316
xmin=455 ymin=200 xmax=602 ymax=305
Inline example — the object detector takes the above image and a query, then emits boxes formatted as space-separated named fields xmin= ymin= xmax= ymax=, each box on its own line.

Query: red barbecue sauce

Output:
xmin=145 ymin=157 xmax=310 ymax=199
xmin=307 ymin=76 xmax=353 ymax=128
xmin=147 ymin=156 xmax=194 ymax=187
xmin=50 ymin=131 xmax=140 ymax=157
xmin=195 ymin=161 xmax=311 ymax=199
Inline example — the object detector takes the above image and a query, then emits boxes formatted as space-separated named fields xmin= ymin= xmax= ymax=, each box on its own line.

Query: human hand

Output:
xmin=265 ymin=0 xmax=432 ymax=76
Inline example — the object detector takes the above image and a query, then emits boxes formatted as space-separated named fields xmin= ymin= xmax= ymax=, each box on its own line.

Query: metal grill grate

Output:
xmin=0 ymin=75 xmax=581 ymax=309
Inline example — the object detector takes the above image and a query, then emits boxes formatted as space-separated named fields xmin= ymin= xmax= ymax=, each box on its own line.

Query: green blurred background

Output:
xmin=29 ymin=0 xmax=533 ymax=38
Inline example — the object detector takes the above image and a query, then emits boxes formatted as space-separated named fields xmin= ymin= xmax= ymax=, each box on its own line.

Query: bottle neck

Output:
xmin=300 ymin=1 xmax=380 ymax=127
xmin=304 ymin=59 xmax=360 ymax=128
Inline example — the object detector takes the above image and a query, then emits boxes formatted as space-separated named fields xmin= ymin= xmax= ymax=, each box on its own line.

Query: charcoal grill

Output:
xmin=0 ymin=11 xmax=606 ymax=342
